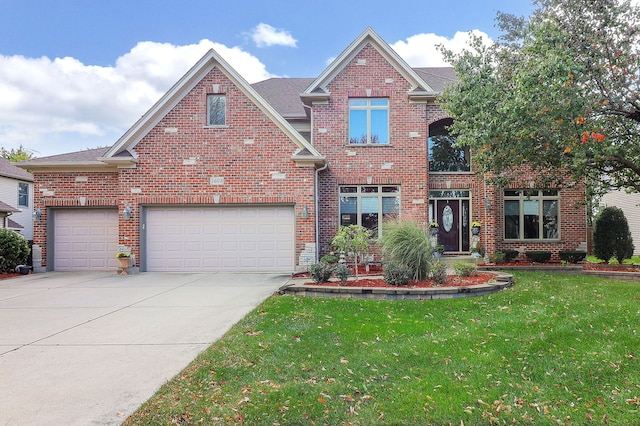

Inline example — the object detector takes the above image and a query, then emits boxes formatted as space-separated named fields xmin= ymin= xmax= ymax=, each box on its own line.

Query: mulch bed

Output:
xmin=0 ymin=273 xmax=22 ymax=280
xmin=304 ymin=272 xmax=496 ymax=288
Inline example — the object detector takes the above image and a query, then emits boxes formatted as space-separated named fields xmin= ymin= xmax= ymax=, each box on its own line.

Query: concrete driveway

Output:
xmin=0 ymin=271 xmax=289 ymax=425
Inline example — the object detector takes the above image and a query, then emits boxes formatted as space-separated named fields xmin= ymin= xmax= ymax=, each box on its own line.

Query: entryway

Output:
xmin=429 ymin=190 xmax=471 ymax=253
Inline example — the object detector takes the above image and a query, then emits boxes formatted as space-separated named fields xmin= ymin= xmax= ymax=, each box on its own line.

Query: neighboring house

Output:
xmin=600 ymin=190 xmax=640 ymax=255
xmin=18 ymin=28 xmax=587 ymax=272
xmin=0 ymin=157 xmax=34 ymax=240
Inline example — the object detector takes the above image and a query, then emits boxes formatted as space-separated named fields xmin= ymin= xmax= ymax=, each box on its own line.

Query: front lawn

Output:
xmin=126 ymin=272 xmax=640 ymax=425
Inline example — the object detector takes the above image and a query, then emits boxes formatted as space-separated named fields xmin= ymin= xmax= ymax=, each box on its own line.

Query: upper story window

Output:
xmin=349 ymin=98 xmax=389 ymax=145
xmin=339 ymin=185 xmax=400 ymax=238
xmin=428 ymin=118 xmax=470 ymax=172
xmin=207 ymin=94 xmax=226 ymax=126
xmin=504 ymin=190 xmax=559 ymax=240
xmin=18 ymin=183 xmax=28 ymax=207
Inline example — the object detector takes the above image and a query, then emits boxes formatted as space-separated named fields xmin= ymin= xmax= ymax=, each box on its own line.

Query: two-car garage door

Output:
xmin=52 ymin=206 xmax=295 ymax=273
xmin=145 ymin=206 xmax=295 ymax=272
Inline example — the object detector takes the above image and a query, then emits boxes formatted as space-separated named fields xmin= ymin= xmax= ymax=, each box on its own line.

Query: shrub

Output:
xmin=309 ymin=262 xmax=333 ymax=283
xmin=383 ymin=262 xmax=412 ymax=286
xmin=431 ymin=260 xmax=448 ymax=286
xmin=452 ymin=260 xmax=478 ymax=277
xmin=379 ymin=219 xmax=432 ymax=280
xmin=320 ymin=254 xmax=338 ymax=264
xmin=503 ymin=249 xmax=519 ymax=262
xmin=490 ymin=251 xmax=506 ymax=264
xmin=593 ymin=206 xmax=634 ymax=264
xmin=0 ymin=229 xmax=30 ymax=273
xmin=558 ymin=250 xmax=587 ymax=264
xmin=333 ymin=263 xmax=350 ymax=284
xmin=524 ymin=250 xmax=552 ymax=263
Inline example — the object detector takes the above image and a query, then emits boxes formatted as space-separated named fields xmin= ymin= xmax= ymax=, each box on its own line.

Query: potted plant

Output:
xmin=116 ymin=252 xmax=131 ymax=271
xmin=471 ymin=221 xmax=481 ymax=235
xmin=433 ymin=244 xmax=445 ymax=258
xmin=429 ymin=221 xmax=439 ymax=236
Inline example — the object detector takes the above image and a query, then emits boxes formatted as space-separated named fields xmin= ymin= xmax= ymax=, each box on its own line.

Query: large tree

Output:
xmin=440 ymin=0 xmax=640 ymax=192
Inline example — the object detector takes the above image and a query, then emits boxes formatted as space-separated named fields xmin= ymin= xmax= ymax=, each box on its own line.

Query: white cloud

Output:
xmin=391 ymin=30 xmax=493 ymax=67
xmin=0 ymin=40 xmax=276 ymax=157
xmin=251 ymin=23 xmax=297 ymax=48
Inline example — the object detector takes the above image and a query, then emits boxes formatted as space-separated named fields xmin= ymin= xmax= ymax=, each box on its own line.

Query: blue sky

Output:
xmin=0 ymin=0 xmax=534 ymax=157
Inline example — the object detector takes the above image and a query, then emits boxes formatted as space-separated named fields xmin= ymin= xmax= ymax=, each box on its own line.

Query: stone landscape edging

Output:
xmin=279 ymin=271 xmax=514 ymax=300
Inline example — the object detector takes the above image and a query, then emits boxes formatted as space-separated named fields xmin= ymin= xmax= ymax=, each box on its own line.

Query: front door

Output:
xmin=429 ymin=195 xmax=471 ymax=253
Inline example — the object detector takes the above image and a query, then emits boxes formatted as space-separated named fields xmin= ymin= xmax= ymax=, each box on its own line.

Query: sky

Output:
xmin=0 ymin=0 xmax=535 ymax=158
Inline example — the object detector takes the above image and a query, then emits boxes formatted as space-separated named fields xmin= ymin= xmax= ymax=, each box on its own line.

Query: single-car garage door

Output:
xmin=145 ymin=206 xmax=295 ymax=272
xmin=53 ymin=209 xmax=119 ymax=271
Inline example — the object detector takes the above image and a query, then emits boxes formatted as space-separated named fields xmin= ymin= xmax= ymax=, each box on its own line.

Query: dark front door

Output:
xmin=436 ymin=200 xmax=459 ymax=252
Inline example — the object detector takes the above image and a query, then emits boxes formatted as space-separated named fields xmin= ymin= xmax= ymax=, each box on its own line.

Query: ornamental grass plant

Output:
xmin=126 ymin=271 xmax=640 ymax=425
xmin=378 ymin=219 xmax=432 ymax=280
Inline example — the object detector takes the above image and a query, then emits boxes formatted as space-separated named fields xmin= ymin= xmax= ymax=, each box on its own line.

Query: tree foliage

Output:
xmin=593 ymin=206 xmax=634 ymax=263
xmin=440 ymin=0 xmax=640 ymax=193
xmin=0 ymin=145 xmax=36 ymax=162
xmin=0 ymin=229 xmax=30 ymax=272
xmin=331 ymin=225 xmax=372 ymax=281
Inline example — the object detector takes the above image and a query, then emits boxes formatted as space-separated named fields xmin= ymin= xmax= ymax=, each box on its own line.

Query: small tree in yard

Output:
xmin=0 ymin=228 xmax=30 ymax=272
xmin=593 ymin=206 xmax=634 ymax=264
xmin=331 ymin=225 xmax=372 ymax=281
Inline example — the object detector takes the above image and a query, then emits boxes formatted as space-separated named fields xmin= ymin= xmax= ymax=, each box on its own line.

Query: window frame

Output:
xmin=18 ymin=182 xmax=28 ymax=207
xmin=339 ymin=185 xmax=400 ymax=238
xmin=503 ymin=189 xmax=560 ymax=241
xmin=206 ymin=94 xmax=226 ymax=126
xmin=348 ymin=98 xmax=389 ymax=145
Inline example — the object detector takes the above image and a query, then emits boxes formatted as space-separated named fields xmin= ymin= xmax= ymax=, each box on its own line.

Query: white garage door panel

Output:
xmin=54 ymin=210 xmax=119 ymax=271
xmin=146 ymin=206 xmax=294 ymax=272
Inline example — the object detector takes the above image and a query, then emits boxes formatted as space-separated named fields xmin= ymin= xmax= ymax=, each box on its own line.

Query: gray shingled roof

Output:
xmin=413 ymin=67 xmax=457 ymax=93
xmin=0 ymin=157 xmax=33 ymax=181
xmin=0 ymin=200 xmax=20 ymax=213
xmin=252 ymin=68 xmax=456 ymax=117
xmin=17 ymin=147 xmax=110 ymax=166
xmin=252 ymin=78 xmax=315 ymax=119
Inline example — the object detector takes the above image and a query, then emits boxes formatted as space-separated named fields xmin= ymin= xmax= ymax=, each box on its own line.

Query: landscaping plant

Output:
xmin=452 ymin=260 xmax=478 ymax=277
xmin=382 ymin=261 xmax=411 ymax=286
xmin=309 ymin=262 xmax=333 ymax=283
xmin=593 ymin=206 xmax=635 ymax=264
xmin=430 ymin=259 xmax=448 ymax=285
xmin=379 ymin=219 xmax=432 ymax=280
xmin=0 ymin=228 xmax=29 ymax=272
xmin=331 ymin=225 xmax=372 ymax=281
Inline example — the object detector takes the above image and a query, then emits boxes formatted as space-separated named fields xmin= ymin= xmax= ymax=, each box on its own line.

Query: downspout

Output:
xmin=303 ymin=103 xmax=329 ymax=263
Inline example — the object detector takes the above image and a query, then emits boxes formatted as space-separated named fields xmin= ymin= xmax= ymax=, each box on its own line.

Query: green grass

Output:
xmin=587 ymin=255 xmax=640 ymax=264
xmin=126 ymin=272 xmax=640 ymax=425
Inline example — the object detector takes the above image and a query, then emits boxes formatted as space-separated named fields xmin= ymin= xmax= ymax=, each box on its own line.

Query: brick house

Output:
xmin=19 ymin=28 xmax=587 ymax=272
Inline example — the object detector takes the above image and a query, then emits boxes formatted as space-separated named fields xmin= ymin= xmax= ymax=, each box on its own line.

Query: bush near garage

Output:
xmin=0 ymin=228 xmax=30 ymax=272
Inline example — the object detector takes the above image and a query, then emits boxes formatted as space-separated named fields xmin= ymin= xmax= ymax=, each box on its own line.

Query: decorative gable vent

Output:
xmin=356 ymin=59 xmax=367 ymax=65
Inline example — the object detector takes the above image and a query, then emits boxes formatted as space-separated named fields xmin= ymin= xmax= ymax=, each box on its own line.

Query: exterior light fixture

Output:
xmin=33 ymin=208 xmax=42 ymax=222
xmin=123 ymin=204 xmax=132 ymax=220
xmin=300 ymin=205 xmax=309 ymax=219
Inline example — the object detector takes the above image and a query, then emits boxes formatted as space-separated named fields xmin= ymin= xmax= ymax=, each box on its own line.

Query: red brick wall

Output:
xmin=33 ymin=67 xmax=317 ymax=270
xmin=314 ymin=44 xmax=429 ymax=256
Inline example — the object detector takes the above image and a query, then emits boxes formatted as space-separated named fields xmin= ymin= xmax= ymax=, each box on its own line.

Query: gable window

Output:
xmin=207 ymin=94 xmax=226 ymax=126
xmin=349 ymin=98 xmax=389 ymax=144
xmin=428 ymin=118 xmax=470 ymax=172
xmin=18 ymin=183 xmax=28 ymax=207
xmin=504 ymin=190 xmax=559 ymax=240
xmin=339 ymin=185 xmax=399 ymax=237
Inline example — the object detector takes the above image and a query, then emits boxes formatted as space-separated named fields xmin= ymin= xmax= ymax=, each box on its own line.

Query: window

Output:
xmin=349 ymin=98 xmax=389 ymax=144
xmin=18 ymin=183 xmax=28 ymax=207
xmin=339 ymin=186 xmax=400 ymax=237
xmin=428 ymin=118 xmax=470 ymax=172
xmin=207 ymin=94 xmax=226 ymax=126
xmin=504 ymin=190 xmax=559 ymax=240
